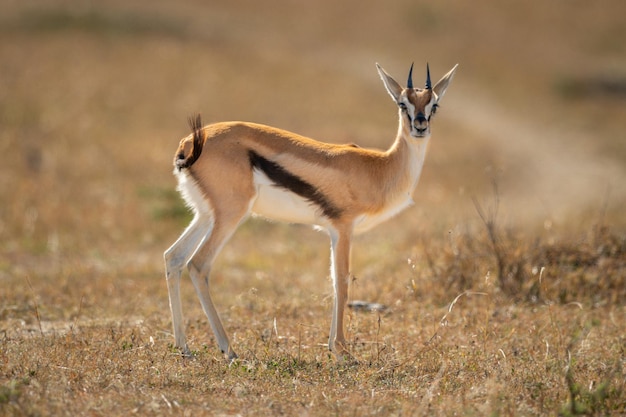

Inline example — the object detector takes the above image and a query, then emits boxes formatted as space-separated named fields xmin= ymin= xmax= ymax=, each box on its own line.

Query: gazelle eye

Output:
xmin=398 ymin=102 xmax=407 ymax=111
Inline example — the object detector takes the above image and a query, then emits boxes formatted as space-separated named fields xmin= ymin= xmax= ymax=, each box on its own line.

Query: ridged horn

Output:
xmin=425 ymin=63 xmax=432 ymax=90
xmin=407 ymin=62 xmax=414 ymax=89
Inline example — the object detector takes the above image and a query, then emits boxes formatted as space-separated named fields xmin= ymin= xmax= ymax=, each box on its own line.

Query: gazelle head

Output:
xmin=377 ymin=62 xmax=458 ymax=138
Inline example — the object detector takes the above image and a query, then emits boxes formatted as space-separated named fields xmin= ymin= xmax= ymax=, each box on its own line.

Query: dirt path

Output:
xmin=446 ymin=87 xmax=626 ymax=226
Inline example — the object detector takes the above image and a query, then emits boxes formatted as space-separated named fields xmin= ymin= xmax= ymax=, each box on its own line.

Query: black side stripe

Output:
xmin=248 ymin=150 xmax=342 ymax=219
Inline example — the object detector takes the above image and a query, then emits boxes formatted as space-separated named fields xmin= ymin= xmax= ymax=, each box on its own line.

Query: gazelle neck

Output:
xmin=385 ymin=116 xmax=430 ymax=194
xmin=352 ymin=122 xmax=430 ymax=234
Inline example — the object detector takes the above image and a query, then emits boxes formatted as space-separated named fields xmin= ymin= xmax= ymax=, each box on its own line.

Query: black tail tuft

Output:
xmin=176 ymin=114 xmax=205 ymax=171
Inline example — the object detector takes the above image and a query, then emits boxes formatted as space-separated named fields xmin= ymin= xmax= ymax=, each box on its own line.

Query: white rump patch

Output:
xmin=175 ymin=170 xmax=212 ymax=216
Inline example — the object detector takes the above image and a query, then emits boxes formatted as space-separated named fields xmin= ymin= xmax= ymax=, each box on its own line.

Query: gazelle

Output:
xmin=164 ymin=62 xmax=458 ymax=360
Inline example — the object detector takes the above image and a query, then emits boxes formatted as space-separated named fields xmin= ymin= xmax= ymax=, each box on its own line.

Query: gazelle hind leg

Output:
xmin=187 ymin=205 xmax=251 ymax=361
xmin=164 ymin=215 xmax=214 ymax=355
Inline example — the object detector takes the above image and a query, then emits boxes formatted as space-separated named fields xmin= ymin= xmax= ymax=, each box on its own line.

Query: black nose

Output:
xmin=416 ymin=112 xmax=427 ymax=124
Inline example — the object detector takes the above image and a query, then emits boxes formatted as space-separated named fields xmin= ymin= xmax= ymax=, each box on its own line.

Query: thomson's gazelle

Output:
xmin=164 ymin=62 xmax=458 ymax=360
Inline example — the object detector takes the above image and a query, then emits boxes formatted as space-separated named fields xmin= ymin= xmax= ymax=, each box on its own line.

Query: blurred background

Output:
xmin=1 ymin=0 xmax=625 ymax=272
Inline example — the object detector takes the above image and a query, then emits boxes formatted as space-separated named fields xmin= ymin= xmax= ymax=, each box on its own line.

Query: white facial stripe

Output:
xmin=404 ymin=100 xmax=416 ymax=117
xmin=398 ymin=96 xmax=415 ymax=125
xmin=424 ymin=100 xmax=435 ymax=117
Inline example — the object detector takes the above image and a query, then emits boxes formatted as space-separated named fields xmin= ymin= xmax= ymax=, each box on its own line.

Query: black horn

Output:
xmin=407 ymin=62 xmax=414 ymax=89
xmin=425 ymin=63 xmax=432 ymax=90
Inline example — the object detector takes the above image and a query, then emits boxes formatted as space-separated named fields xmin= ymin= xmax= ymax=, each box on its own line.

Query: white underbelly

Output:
xmin=251 ymin=171 xmax=414 ymax=233
xmin=251 ymin=171 xmax=326 ymax=226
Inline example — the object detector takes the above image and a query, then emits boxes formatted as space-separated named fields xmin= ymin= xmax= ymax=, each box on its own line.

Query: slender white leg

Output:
xmin=328 ymin=229 xmax=339 ymax=349
xmin=163 ymin=215 xmax=213 ymax=355
xmin=327 ymin=226 xmax=352 ymax=358
xmin=187 ymin=208 xmax=249 ymax=361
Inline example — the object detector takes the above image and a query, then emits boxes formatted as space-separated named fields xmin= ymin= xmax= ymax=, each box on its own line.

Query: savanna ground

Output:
xmin=1 ymin=0 xmax=625 ymax=415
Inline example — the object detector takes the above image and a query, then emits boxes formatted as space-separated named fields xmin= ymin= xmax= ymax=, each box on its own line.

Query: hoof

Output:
xmin=330 ymin=341 xmax=357 ymax=364
xmin=180 ymin=346 xmax=193 ymax=358
xmin=225 ymin=349 xmax=238 ymax=362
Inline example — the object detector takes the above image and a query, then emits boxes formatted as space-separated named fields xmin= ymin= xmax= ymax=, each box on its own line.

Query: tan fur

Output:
xmin=179 ymin=122 xmax=416 ymax=227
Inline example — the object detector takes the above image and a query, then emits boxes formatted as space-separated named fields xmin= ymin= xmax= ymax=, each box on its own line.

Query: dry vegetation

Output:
xmin=1 ymin=0 xmax=625 ymax=415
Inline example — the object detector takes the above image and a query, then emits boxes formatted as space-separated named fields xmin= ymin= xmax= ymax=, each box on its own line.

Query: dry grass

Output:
xmin=2 ymin=221 xmax=624 ymax=416
xmin=1 ymin=0 xmax=625 ymax=415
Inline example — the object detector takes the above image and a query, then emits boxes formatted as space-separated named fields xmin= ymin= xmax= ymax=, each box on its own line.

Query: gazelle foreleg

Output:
xmin=164 ymin=215 xmax=214 ymax=356
xmin=186 ymin=206 xmax=251 ymax=361
xmin=328 ymin=225 xmax=353 ymax=359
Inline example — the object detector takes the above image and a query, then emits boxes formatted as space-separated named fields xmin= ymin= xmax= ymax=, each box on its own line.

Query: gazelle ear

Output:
xmin=433 ymin=64 xmax=459 ymax=101
xmin=376 ymin=63 xmax=403 ymax=103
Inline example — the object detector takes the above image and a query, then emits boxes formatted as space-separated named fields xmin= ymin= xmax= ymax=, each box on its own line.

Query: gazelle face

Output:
xmin=376 ymin=62 xmax=458 ymax=139
xmin=398 ymin=88 xmax=437 ymax=138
